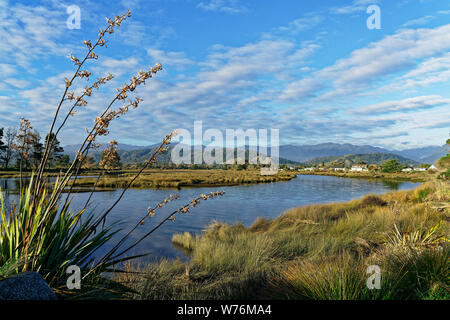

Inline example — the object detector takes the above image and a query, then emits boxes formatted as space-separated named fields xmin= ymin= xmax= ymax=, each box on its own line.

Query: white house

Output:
xmin=333 ymin=167 xmax=346 ymax=172
xmin=350 ymin=164 xmax=368 ymax=172
xmin=402 ymin=167 xmax=413 ymax=172
xmin=413 ymin=167 xmax=427 ymax=172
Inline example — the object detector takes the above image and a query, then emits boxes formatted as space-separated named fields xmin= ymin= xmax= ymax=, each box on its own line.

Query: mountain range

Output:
xmin=279 ymin=143 xmax=446 ymax=163
xmin=62 ymin=142 xmax=447 ymax=165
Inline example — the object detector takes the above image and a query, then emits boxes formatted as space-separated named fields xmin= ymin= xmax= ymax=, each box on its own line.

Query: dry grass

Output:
xmin=68 ymin=169 xmax=297 ymax=189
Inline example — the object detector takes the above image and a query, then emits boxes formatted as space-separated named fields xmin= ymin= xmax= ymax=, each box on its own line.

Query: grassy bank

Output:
xmin=116 ymin=179 xmax=449 ymax=300
xmin=67 ymin=169 xmax=298 ymax=189
xmin=297 ymin=170 xmax=431 ymax=182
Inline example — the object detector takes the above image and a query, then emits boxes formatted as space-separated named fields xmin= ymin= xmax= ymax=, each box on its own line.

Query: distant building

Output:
xmin=428 ymin=164 xmax=439 ymax=172
xmin=413 ymin=167 xmax=427 ymax=172
xmin=333 ymin=167 xmax=346 ymax=171
xmin=402 ymin=167 xmax=413 ymax=172
xmin=350 ymin=164 xmax=368 ymax=172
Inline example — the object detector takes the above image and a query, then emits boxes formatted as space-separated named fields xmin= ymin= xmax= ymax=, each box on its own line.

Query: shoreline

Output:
xmin=296 ymin=170 xmax=430 ymax=182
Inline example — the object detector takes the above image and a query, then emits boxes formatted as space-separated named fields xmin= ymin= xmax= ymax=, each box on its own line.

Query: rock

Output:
xmin=0 ymin=271 xmax=57 ymax=300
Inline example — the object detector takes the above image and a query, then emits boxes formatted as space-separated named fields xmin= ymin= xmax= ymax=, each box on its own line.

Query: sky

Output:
xmin=0 ymin=0 xmax=449 ymax=149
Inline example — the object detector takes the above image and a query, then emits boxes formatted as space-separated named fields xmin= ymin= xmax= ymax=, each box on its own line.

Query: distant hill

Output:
xmin=302 ymin=153 xmax=420 ymax=167
xmin=394 ymin=146 xmax=447 ymax=164
xmin=279 ymin=143 xmax=445 ymax=164
xmin=72 ymin=144 xmax=298 ymax=165
xmin=279 ymin=143 xmax=391 ymax=163
xmin=63 ymin=142 xmax=445 ymax=165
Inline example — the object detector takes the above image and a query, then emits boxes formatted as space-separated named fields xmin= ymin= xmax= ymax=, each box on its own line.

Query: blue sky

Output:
xmin=0 ymin=0 xmax=449 ymax=149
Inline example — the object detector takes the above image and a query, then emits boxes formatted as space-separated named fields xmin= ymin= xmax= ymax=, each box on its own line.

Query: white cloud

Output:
xmin=402 ymin=15 xmax=434 ymax=27
xmin=275 ymin=14 xmax=323 ymax=34
xmin=330 ymin=0 xmax=377 ymax=15
xmin=0 ymin=3 xmax=68 ymax=68
xmin=97 ymin=57 xmax=140 ymax=77
xmin=279 ymin=23 xmax=450 ymax=101
xmin=147 ymin=48 xmax=194 ymax=69
xmin=354 ymin=95 xmax=450 ymax=114
xmin=0 ymin=64 xmax=16 ymax=77
xmin=197 ymin=0 xmax=248 ymax=14
xmin=3 ymin=78 xmax=31 ymax=89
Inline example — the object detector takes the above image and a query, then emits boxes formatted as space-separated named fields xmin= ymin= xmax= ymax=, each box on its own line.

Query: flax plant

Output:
xmin=0 ymin=10 xmax=223 ymax=292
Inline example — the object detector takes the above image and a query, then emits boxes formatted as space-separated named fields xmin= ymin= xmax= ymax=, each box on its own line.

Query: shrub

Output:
xmin=360 ymin=194 xmax=387 ymax=207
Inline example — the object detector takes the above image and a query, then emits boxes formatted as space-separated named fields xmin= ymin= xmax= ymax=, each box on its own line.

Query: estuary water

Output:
xmin=0 ymin=175 xmax=420 ymax=261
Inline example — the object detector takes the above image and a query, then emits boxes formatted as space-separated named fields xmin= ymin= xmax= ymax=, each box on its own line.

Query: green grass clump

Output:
xmin=0 ymin=177 xmax=119 ymax=291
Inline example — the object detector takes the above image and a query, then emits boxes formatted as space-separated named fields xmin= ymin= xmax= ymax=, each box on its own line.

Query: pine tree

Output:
xmin=45 ymin=133 xmax=64 ymax=168
xmin=31 ymin=131 xmax=43 ymax=169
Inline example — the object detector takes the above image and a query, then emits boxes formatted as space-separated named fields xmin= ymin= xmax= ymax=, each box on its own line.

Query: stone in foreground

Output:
xmin=0 ymin=271 xmax=57 ymax=300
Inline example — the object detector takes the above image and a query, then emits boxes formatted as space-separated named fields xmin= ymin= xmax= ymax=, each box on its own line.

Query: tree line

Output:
xmin=0 ymin=118 xmax=68 ymax=169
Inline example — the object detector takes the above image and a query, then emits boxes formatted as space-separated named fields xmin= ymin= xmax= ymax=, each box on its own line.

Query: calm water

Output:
xmin=0 ymin=175 xmax=420 ymax=262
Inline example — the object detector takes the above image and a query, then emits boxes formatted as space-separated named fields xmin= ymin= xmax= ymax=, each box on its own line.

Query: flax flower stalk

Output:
xmin=34 ymin=11 xmax=132 ymax=202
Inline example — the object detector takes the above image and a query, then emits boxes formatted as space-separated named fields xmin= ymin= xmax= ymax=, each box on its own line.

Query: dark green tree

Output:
xmin=45 ymin=133 xmax=64 ymax=168
xmin=381 ymin=159 xmax=403 ymax=173
xmin=54 ymin=154 xmax=70 ymax=168
xmin=31 ymin=131 xmax=43 ymax=168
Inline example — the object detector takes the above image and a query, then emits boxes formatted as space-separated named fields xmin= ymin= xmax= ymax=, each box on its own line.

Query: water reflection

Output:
xmin=381 ymin=180 xmax=403 ymax=190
